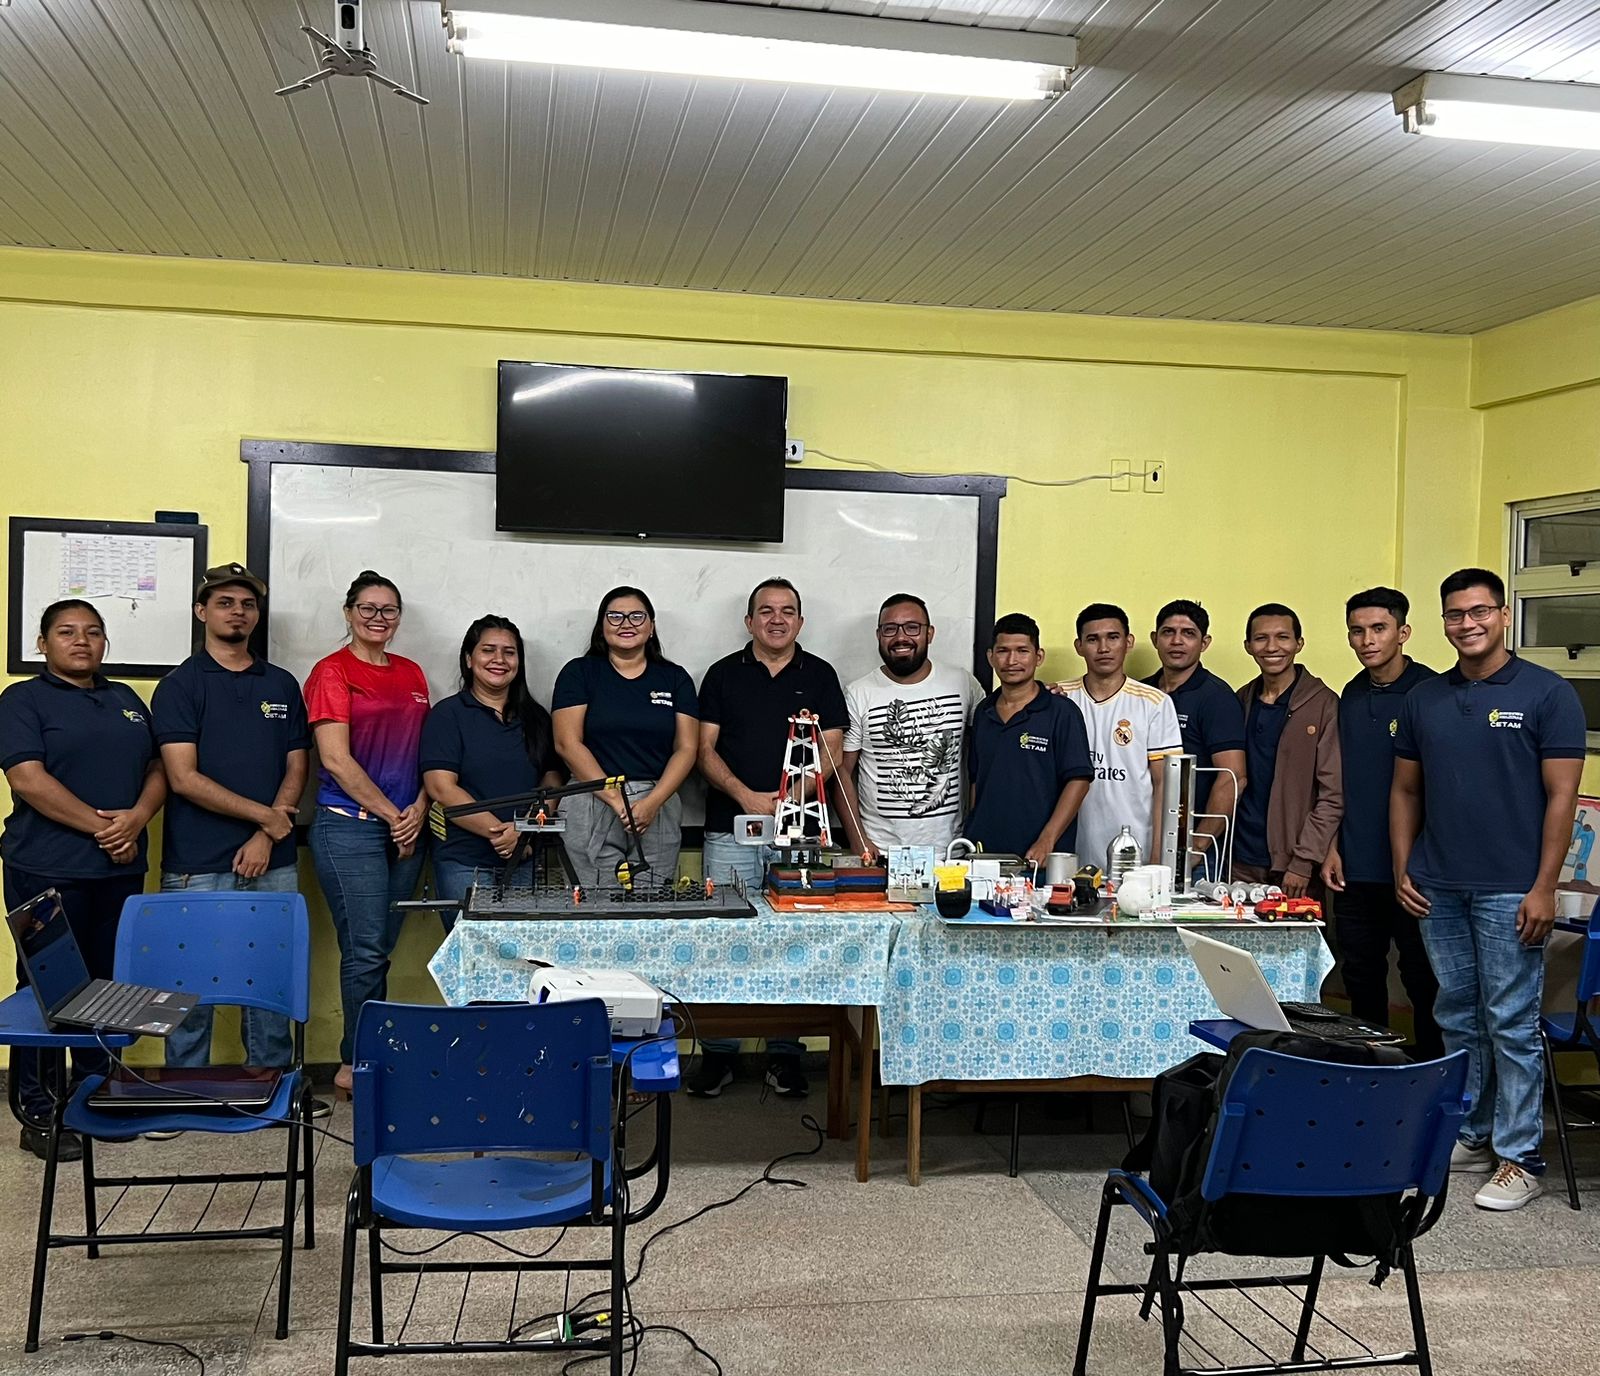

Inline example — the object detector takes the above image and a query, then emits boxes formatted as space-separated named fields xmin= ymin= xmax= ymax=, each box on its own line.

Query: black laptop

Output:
xmin=6 ymin=889 xmax=196 ymax=1036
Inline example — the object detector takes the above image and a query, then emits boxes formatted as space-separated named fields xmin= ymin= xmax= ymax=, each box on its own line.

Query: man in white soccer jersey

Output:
xmin=835 ymin=593 xmax=985 ymax=863
xmin=1056 ymin=603 xmax=1183 ymax=871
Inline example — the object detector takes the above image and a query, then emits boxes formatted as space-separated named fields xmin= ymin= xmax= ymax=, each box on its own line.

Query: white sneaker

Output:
xmin=1450 ymin=1140 xmax=1494 ymax=1171
xmin=1474 ymin=1161 xmax=1543 ymax=1211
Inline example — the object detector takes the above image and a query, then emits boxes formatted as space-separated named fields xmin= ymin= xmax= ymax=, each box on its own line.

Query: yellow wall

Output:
xmin=0 ymin=248 xmax=1484 ymax=1061
xmin=1473 ymin=291 xmax=1600 ymax=792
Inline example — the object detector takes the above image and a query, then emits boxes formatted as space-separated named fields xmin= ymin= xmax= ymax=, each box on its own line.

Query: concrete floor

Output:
xmin=0 ymin=1077 xmax=1596 ymax=1376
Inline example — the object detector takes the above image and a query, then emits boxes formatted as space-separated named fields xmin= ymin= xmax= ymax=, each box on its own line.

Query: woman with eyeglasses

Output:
xmin=304 ymin=572 xmax=429 ymax=1095
xmin=551 ymin=587 xmax=698 ymax=889
xmin=0 ymin=599 xmax=165 ymax=1159
xmin=421 ymin=615 xmax=563 ymax=927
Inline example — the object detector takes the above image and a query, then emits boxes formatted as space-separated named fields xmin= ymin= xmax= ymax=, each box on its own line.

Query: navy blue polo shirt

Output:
xmin=1141 ymin=665 xmax=1245 ymax=768
xmin=698 ymin=644 xmax=849 ymax=834
xmin=152 ymin=651 xmax=309 ymax=876
xmin=1337 ymin=659 xmax=1436 ymax=885
xmin=1235 ymin=686 xmax=1293 ymax=869
xmin=963 ymin=684 xmax=1093 ymax=856
xmin=1395 ymin=654 xmax=1587 ymax=892
xmin=420 ymin=690 xmax=561 ymax=867
xmin=0 ymin=672 xmax=157 ymax=879
xmin=551 ymin=656 xmax=698 ymax=783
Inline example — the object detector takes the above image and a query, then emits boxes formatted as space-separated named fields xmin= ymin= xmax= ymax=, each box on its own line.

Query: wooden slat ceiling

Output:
xmin=1 ymin=0 xmax=1598 ymax=332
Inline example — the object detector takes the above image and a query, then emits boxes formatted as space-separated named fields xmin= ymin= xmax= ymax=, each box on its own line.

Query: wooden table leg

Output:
xmin=826 ymin=1009 xmax=847 ymax=1140
xmin=908 ymin=1085 xmax=923 ymax=1187
xmin=855 ymin=1007 xmax=876 ymax=1182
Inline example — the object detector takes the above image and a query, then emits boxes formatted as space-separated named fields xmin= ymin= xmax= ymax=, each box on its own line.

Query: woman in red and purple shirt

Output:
xmin=304 ymin=571 xmax=429 ymax=1092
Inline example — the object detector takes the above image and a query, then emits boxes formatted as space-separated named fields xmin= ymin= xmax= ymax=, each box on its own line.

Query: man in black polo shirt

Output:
xmin=1142 ymin=599 xmax=1246 ymax=868
xmin=1320 ymin=587 xmax=1441 ymax=1057
xmin=151 ymin=564 xmax=322 ymax=1105
xmin=692 ymin=577 xmax=848 ymax=1099
xmin=965 ymin=613 xmax=1093 ymax=863
xmin=1392 ymin=568 xmax=1585 ymax=1211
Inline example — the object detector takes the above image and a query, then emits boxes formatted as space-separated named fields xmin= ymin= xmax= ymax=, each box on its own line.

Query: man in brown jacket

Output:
xmin=1233 ymin=603 xmax=1343 ymax=898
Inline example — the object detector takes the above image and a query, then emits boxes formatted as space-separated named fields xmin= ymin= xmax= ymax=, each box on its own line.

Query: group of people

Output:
xmin=0 ymin=561 xmax=1585 ymax=1213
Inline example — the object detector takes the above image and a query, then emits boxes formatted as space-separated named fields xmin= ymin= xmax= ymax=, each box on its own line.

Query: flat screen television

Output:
xmin=495 ymin=361 xmax=788 ymax=541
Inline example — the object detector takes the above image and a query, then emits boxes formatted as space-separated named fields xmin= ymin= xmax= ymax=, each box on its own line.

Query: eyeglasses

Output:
xmin=605 ymin=610 xmax=650 ymax=628
xmin=1441 ymin=603 xmax=1503 ymax=627
xmin=877 ymin=622 xmax=929 ymax=638
xmin=354 ymin=603 xmax=401 ymax=623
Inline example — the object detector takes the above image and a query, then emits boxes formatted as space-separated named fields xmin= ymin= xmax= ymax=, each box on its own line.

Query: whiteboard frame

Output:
xmin=7 ymin=517 xmax=208 ymax=678
xmin=241 ymin=439 xmax=1007 ymax=688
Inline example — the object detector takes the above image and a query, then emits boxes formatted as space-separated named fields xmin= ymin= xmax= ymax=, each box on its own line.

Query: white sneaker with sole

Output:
xmin=1474 ymin=1161 xmax=1543 ymax=1211
xmin=1450 ymin=1140 xmax=1494 ymax=1171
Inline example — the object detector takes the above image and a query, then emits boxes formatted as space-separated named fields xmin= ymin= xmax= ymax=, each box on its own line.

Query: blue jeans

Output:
xmin=310 ymin=809 xmax=426 ymax=1065
xmin=160 ymin=866 xmax=299 ymax=1068
xmin=1417 ymin=887 xmax=1546 ymax=1172
xmin=432 ymin=857 xmax=532 ymax=932
xmin=699 ymin=832 xmax=801 ymax=1060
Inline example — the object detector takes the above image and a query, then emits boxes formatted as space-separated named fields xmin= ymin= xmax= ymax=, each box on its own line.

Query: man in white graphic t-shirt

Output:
xmin=1055 ymin=603 xmax=1183 ymax=871
xmin=836 ymin=593 xmax=985 ymax=862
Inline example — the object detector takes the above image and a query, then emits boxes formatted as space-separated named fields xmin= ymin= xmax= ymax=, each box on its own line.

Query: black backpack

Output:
xmin=1124 ymin=1030 xmax=1439 ymax=1282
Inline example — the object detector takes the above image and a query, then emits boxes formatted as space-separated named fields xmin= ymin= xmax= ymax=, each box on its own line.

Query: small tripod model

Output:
xmin=774 ymin=710 xmax=832 ymax=851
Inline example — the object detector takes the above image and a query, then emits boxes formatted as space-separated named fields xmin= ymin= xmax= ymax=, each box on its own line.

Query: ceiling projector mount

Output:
xmin=276 ymin=0 xmax=428 ymax=104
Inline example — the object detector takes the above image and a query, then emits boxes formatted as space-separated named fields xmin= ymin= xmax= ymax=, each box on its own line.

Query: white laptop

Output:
xmin=1178 ymin=928 xmax=1402 ymax=1044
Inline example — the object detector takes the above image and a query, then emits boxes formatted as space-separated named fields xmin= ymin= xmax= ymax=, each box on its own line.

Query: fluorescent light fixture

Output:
xmin=1393 ymin=72 xmax=1600 ymax=151
xmin=441 ymin=0 xmax=1076 ymax=102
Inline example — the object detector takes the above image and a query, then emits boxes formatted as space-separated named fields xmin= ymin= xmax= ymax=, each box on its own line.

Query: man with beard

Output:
xmin=692 ymin=577 xmax=848 ymax=1099
xmin=150 ymin=565 xmax=323 ymax=1103
xmin=1141 ymin=600 xmax=1246 ymax=866
xmin=835 ymin=594 xmax=985 ymax=862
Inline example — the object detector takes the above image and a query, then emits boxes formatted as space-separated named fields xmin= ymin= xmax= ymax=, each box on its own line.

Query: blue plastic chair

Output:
xmin=334 ymin=999 xmax=628 ymax=1375
xmin=1541 ymin=919 xmax=1600 ymax=1210
xmin=28 ymin=891 xmax=314 ymax=1351
xmin=1074 ymin=1049 xmax=1469 ymax=1376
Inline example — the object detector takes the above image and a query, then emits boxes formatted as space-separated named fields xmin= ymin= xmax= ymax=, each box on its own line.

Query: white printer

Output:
xmin=526 ymin=963 xmax=665 ymax=1038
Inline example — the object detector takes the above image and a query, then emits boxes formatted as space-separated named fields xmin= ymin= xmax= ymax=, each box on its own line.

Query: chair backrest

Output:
xmin=351 ymin=1000 xmax=613 ymax=1166
xmin=115 ymin=891 xmax=311 ymax=1023
xmin=1201 ymin=1048 xmax=1469 ymax=1203
xmin=1576 ymin=919 xmax=1600 ymax=1004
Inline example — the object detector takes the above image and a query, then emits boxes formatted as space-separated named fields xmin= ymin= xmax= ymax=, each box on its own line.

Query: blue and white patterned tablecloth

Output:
xmin=428 ymin=908 xmax=899 ymax=1008
xmin=877 ymin=917 xmax=1334 ymax=1086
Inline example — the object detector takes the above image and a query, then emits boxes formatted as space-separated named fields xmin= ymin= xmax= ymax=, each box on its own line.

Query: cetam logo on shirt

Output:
xmin=411 ymin=691 xmax=429 ymax=705
xmin=649 ymin=691 xmax=675 ymax=708
xmin=1489 ymin=708 xmax=1525 ymax=730
xmin=1018 ymin=731 xmax=1048 ymax=754
xmin=1388 ymin=719 xmax=1399 ymax=737
xmin=120 ymin=708 xmax=145 ymax=724
xmin=259 ymin=700 xmax=289 ymax=720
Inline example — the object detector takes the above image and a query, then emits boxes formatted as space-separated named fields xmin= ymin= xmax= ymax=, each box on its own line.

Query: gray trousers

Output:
xmin=561 ymin=781 xmax=683 ymax=890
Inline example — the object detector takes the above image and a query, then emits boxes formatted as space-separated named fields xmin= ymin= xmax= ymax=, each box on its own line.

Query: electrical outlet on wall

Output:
xmin=785 ymin=438 xmax=805 ymax=463
xmin=1111 ymin=459 xmax=1132 ymax=492
xmin=1145 ymin=461 xmax=1166 ymax=494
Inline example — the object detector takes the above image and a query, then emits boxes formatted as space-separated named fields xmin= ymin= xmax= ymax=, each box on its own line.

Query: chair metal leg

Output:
xmin=1542 ymin=1032 xmax=1581 ymax=1210
xmin=80 ymin=1131 xmax=100 ymax=1260
xmin=334 ymin=1179 xmax=360 ymax=1376
xmin=303 ymin=1085 xmax=317 ymax=1249
xmin=1008 ymin=1099 xmax=1022 ymax=1177
xmin=1120 ymin=1095 xmax=1137 ymax=1152
xmin=1291 ymin=1254 xmax=1325 ymax=1361
xmin=368 ymin=1217 xmax=385 ymax=1344
xmin=1401 ymin=1244 xmax=1432 ymax=1376
xmin=610 ymin=1180 xmax=626 ymax=1376
xmin=1152 ymin=1246 xmax=1184 ymax=1376
xmin=1072 ymin=1183 xmax=1116 ymax=1376
xmin=25 ymin=1102 xmax=65 ymax=1353
xmin=276 ymin=1112 xmax=299 ymax=1339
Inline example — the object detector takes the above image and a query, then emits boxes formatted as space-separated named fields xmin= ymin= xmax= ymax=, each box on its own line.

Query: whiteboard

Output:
xmin=8 ymin=519 xmax=206 ymax=678
xmin=255 ymin=452 xmax=1002 ymax=825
